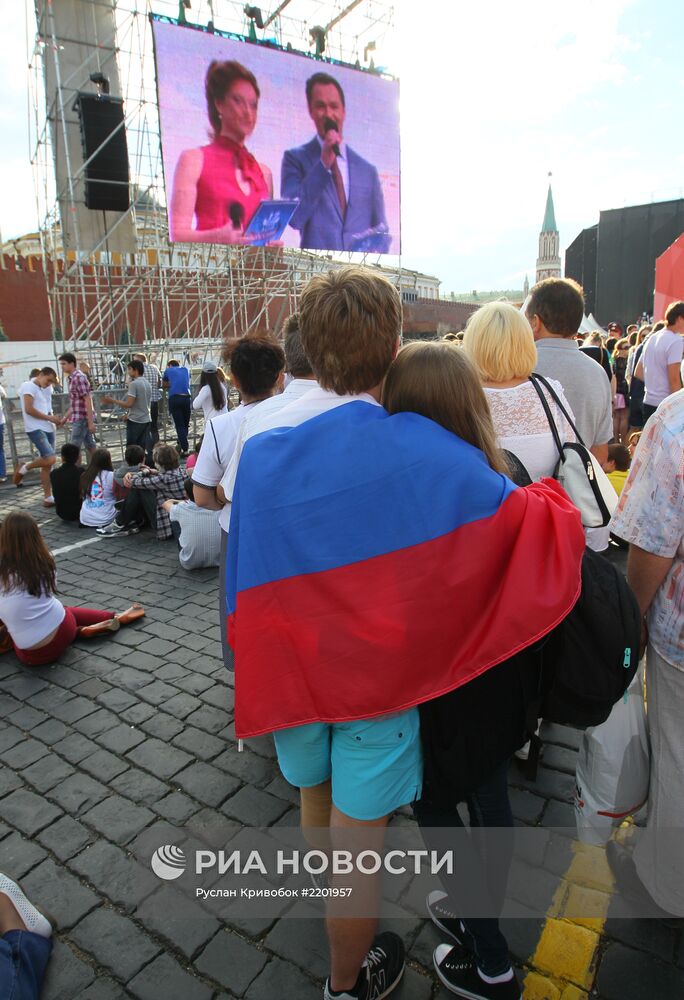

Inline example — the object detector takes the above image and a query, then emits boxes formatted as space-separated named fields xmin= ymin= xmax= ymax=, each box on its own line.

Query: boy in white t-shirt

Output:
xmin=13 ymin=367 xmax=60 ymax=506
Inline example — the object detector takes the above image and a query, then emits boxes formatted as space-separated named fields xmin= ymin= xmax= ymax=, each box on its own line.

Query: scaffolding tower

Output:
xmin=28 ymin=0 xmax=397 ymax=373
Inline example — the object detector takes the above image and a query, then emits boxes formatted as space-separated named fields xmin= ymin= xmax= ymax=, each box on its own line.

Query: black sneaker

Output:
xmin=426 ymin=890 xmax=469 ymax=948
xmin=433 ymin=944 xmax=520 ymax=999
xmin=323 ymin=931 xmax=404 ymax=1000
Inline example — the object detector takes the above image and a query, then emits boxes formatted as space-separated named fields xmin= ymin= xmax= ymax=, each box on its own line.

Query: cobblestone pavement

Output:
xmin=1 ymin=478 xmax=683 ymax=1000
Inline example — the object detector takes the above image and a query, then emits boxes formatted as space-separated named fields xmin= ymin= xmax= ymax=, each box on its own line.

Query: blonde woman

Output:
xmin=463 ymin=302 xmax=576 ymax=481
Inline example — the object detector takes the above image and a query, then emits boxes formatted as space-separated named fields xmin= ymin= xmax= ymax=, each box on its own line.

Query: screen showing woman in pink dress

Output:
xmin=169 ymin=60 xmax=272 ymax=244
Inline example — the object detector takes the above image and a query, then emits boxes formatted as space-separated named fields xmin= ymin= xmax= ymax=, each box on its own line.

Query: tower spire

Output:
xmin=536 ymin=172 xmax=561 ymax=282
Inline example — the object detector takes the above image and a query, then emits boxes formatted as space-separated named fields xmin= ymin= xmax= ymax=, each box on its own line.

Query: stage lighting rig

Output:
xmin=178 ymin=0 xmax=191 ymax=25
xmin=364 ymin=40 xmax=376 ymax=64
xmin=310 ymin=25 xmax=326 ymax=55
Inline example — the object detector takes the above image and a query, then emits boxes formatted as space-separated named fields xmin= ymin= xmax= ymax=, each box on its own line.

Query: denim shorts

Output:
xmin=70 ymin=418 xmax=96 ymax=450
xmin=26 ymin=429 xmax=55 ymax=458
xmin=274 ymin=708 xmax=422 ymax=821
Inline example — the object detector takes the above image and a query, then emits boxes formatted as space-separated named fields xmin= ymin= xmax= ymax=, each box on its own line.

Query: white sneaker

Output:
xmin=514 ymin=741 xmax=531 ymax=761
xmin=0 ymin=874 xmax=53 ymax=938
xmin=43 ymin=496 xmax=56 ymax=507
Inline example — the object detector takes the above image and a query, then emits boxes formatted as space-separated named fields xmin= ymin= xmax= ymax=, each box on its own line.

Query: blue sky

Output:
xmin=1 ymin=0 xmax=682 ymax=293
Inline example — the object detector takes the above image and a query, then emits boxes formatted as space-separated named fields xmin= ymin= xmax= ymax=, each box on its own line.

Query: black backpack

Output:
xmin=533 ymin=547 xmax=641 ymax=729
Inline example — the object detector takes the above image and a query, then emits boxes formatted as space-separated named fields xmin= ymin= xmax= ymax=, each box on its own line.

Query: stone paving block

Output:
xmin=174 ymin=762 xmax=241 ymax=808
xmin=1 ymin=672 xmax=50 ymax=699
xmin=110 ymin=767 xmax=170 ymax=806
xmin=243 ymin=734 xmax=277 ymax=760
xmin=245 ymin=957 xmax=321 ymax=1000
xmin=73 ymin=706 xmax=121 ymax=738
xmin=107 ymin=665 xmax=155 ymax=691
xmin=45 ymin=664 xmax=87 ymax=689
xmin=221 ymin=785 xmax=289 ymax=826
xmin=521 ymin=971 xmax=562 ymax=1000
xmin=79 ymin=747 xmax=130 ymax=783
xmin=542 ymin=800 xmax=577 ymax=828
xmin=533 ymin=918 xmax=599 ymax=989
xmin=127 ymin=953 xmax=213 ymax=1000
xmin=8 ymin=704 xmax=49 ymax=730
xmin=509 ymin=764 xmax=575 ymax=803
xmin=187 ymin=809 xmax=241 ymax=849
xmin=52 ymin=732 xmax=99 ymax=764
xmin=139 ymin=712 xmax=185 ymax=741
xmin=41 ymin=939 xmax=96 ymax=1000
xmin=597 ymin=941 xmax=684 ymax=1000
xmin=0 ymin=695 xmax=23 ymax=719
xmin=603 ymin=916 xmax=678 ymax=962
xmin=137 ymin=678 xmax=182 ymax=705
xmin=1 ymin=788 xmax=63 ymax=836
xmin=0 ymin=723 xmax=28 ymax=753
xmin=263 ymin=774 xmax=300 ymax=806
xmin=509 ymin=788 xmax=547 ymax=825
xmin=199 ymin=684 xmax=233 ymax=710
xmin=49 ymin=696 xmax=99 ymax=725
xmin=120 ymin=702 xmax=156 ymax=725
xmin=155 ymin=791 xmax=199 ymax=824
xmin=154 ymin=662 xmax=189 ymax=682
xmin=37 ymin=815 xmax=95 ymax=861
xmin=0 ymin=830 xmax=48 ymax=879
xmin=136 ymin=887 xmax=221 ymax=960
xmin=172 ymin=726 xmax=225 ymax=761
xmin=82 ymin=793 xmax=155 ymax=844
xmin=186 ymin=704 xmax=232 ymax=734
xmin=70 ymin=906 xmax=161 ymax=982
xmin=22 ymin=857 xmax=100 ymax=929
xmin=127 ymin=737 xmax=193 ymax=780
xmin=97 ymin=723 xmax=147 ymax=755
xmin=1 ymin=736 xmax=50 ymax=770
xmin=173 ymin=673 xmax=216 ymax=696
xmin=30 ymin=718 xmax=71 ymax=745
xmin=540 ymin=744 xmax=578 ymax=776
xmin=74 ymin=978 xmax=130 ymax=1000
xmin=0 ymin=766 xmax=22 ymax=798
xmin=162 ymin=691 xmax=204 ymax=719
xmin=70 ymin=839 xmax=159 ymax=911
xmin=264 ymin=914 xmax=329 ymax=979
xmin=48 ymin=773 xmax=110 ymax=814
xmin=71 ymin=677 xmax=112 ymax=698
xmin=97 ymin=687 xmax=140 ymax=712
xmin=195 ymin=928 xmax=268 ymax=994
xmin=22 ymin=752 xmax=76 ymax=793
xmin=144 ymin=620 xmax=187 ymax=642
xmin=391 ymin=967 xmax=433 ymax=1000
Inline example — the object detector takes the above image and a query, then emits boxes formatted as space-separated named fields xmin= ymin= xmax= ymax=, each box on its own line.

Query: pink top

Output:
xmin=194 ymin=136 xmax=269 ymax=232
xmin=186 ymin=453 xmax=197 ymax=472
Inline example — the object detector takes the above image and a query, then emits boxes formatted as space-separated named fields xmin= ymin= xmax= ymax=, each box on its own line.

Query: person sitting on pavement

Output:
xmin=162 ymin=478 xmax=221 ymax=570
xmin=13 ymin=367 xmax=60 ymax=507
xmin=98 ymin=444 xmax=185 ymax=540
xmin=49 ymin=442 xmax=84 ymax=523
xmin=113 ymin=444 xmax=145 ymax=501
xmin=0 ymin=511 xmax=144 ymax=667
xmin=79 ymin=448 xmax=117 ymax=529
xmin=0 ymin=873 xmax=54 ymax=1000
xmin=602 ymin=442 xmax=631 ymax=496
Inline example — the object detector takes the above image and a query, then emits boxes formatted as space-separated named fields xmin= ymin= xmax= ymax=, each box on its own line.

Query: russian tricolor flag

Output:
xmin=227 ymin=401 xmax=584 ymax=739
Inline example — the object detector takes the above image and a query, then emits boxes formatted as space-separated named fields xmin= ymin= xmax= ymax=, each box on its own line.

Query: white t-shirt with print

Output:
xmin=19 ymin=380 xmax=53 ymax=433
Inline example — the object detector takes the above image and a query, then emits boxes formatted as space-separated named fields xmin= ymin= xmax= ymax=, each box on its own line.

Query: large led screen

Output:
xmin=153 ymin=20 xmax=401 ymax=254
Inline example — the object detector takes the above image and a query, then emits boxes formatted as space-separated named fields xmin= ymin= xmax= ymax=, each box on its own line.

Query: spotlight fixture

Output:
xmin=245 ymin=5 xmax=264 ymax=41
xmin=310 ymin=25 xmax=326 ymax=56
xmin=178 ymin=0 xmax=191 ymax=24
xmin=89 ymin=72 xmax=110 ymax=96
xmin=363 ymin=39 xmax=376 ymax=63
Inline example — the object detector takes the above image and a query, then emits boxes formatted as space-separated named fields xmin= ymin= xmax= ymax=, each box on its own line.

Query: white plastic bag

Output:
xmin=574 ymin=670 xmax=649 ymax=845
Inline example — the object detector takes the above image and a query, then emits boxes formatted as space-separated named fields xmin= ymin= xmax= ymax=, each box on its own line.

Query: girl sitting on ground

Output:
xmin=80 ymin=448 xmax=117 ymax=528
xmin=0 ymin=512 xmax=144 ymax=666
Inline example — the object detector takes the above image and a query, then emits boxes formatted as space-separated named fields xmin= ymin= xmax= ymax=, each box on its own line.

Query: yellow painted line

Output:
xmin=522 ymin=841 xmax=615 ymax=998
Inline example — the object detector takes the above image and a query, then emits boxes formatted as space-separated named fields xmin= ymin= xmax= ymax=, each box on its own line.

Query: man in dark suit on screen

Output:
xmin=281 ymin=72 xmax=390 ymax=252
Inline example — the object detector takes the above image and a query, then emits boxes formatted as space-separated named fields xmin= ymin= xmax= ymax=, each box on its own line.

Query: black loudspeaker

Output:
xmin=75 ymin=93 xmax=130 ymax=212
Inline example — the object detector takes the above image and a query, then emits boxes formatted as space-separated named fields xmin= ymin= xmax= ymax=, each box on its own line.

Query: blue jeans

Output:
xmin=415 ymin=761 xmax=514 ymax=976
xmin=0 ymin=931 xmax=52 ymax=1000
xmin=0 ymin=424 xmax=5 ymax=477
xmin=26 ymin=430 xmax=55 ymax=458
xmin=168 ymin=395 xmax=191 ymax=452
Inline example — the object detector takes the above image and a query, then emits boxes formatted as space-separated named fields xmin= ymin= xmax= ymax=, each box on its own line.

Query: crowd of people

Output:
xmin=1 ymin=270 xmax=683 ymax=1000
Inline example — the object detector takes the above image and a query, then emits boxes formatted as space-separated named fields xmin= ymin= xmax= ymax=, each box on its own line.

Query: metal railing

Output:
xmin=1 ymin=387 xmax=231 ymax=469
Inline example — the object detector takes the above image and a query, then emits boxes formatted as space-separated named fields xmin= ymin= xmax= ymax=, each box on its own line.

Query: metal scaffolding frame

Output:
xmin=28 ymin=0 xmax=397 ymax=373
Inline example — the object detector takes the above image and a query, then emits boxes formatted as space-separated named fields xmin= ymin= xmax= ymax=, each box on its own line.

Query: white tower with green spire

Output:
xmin=535 ymin=176 xmax=561 ymax=283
